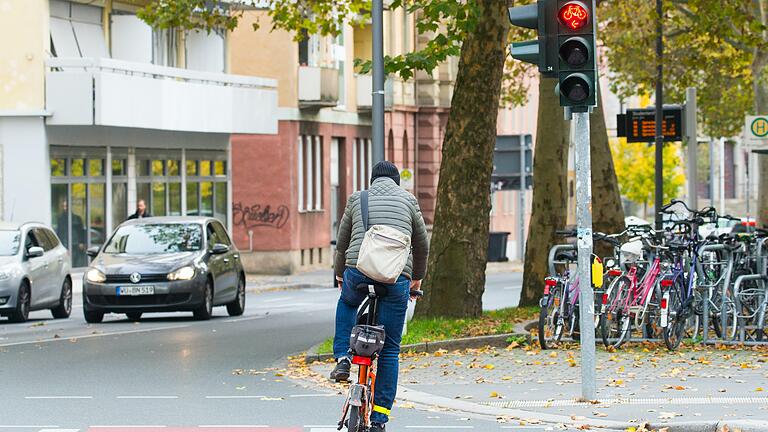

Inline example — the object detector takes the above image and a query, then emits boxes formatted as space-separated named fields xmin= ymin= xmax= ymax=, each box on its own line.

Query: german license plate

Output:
xmin=117 ymin=286 xmax=154 ymax=296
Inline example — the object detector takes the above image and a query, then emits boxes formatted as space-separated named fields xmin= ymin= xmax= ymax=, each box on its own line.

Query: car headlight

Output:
xmin=86 ymin=268 xmax=106 ymax=283
xmin=167 ymin=266 xmax=196 ymax=281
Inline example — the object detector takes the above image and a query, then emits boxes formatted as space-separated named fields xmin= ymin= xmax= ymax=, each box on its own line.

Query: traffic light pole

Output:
xmin=372 ymin=0 xmax=385 ymax=164
xmin=574 ymin=111 xmax=597 ymax=401
xmin=654 ymin=0 xmax=664 ymax=235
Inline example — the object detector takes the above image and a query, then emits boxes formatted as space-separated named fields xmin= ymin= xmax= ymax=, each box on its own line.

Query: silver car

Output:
xmin=0 ymin=222 xmax=73 ymax=323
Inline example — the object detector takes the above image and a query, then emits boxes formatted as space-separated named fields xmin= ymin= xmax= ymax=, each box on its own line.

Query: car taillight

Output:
xmin=608 ymin=269 xmax=622 ymax=276
xmin=661 ymin=279 xmax=673 ymax=287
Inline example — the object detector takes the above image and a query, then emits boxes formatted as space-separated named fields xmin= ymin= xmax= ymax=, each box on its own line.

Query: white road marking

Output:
xmin=38 ymin=429 xmax=79 ymax=432
xmin=204 ymin=395 xmax=267 ymax=399
xmin=261 ymin=297 xmax=294 ymax=303
xmin=308 ymin=429 xmax=338 ymax=432
xmin=405 ymin=427 xmax=474 ymax=430
xmin=116 ymin=396 xmax=179 ymax=399
xmin=222 ymin=316 xmax=267 ymax=324
xmin=303 ymin=426 xmax=338 ymax=429
xmin=0 ymin=427 xmax=60 ymax=429
xmin=0 ymin=324 xmax=190 ymax=348
xmin=89 ymin=427 xmax=166 ymax=429
xmin=198 ymin=426 xmax=269 ymax=428
xmin=288 ymin=393 xmax=336 ymax=398
xmin=24 ymin=396 xmax=92 ymax=400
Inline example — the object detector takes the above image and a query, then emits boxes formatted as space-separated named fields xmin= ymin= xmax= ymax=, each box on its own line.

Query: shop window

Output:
xmin=187 ymin=183 xmax=199 ymax=216
xmin=51 ymin=159 xmax=66 ymax=176
xmin=89 ymin=159 xmax=104 ymax=176
xmin=214 ymin=161 xmax=226 ymax=176
xmin=200 ymin=160 xmax=212 ymax=177
xmin=112 ymin=159 xmax=126 ymax=176
xmin=186 ymin=160 xmax=198 ymax=176
xmin=167 ymin=160 xmax=180 ymax=176
xmin=71 ymin=159 xmax=85 ymax=177
xmin=152 ymin=160 xmax=165 ymax=176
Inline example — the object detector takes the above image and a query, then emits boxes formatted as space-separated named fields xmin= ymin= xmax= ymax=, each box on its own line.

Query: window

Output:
xmin=136 ymin=152 xmax=182 ymax=218
xmin=49 ymin=1 xmax=109 ymax=59
xmin=352 ymin=138 xmax=372 ymax=191
xmin=298 ymin=135 xmax=324 ymax=211
xmin=33 ymin=228 xmax=54 ymax=252
xmin=212 ymin=221 xmax=232 ymax=246
xmin=186 ymin=152 xmax=228 ymax=226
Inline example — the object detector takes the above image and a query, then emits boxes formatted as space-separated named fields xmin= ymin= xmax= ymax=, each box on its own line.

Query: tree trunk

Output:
xmin=590 ymin=84 xmax=626 ymax=256
xmin=519 ymin=77 xmax=571 ymax=307
xmin=414 ymin=0 xmax=509 ymax=318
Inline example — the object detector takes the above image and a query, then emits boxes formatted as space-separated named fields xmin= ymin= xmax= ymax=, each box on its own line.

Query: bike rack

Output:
xmin=694 ymin=243 xmax=734 ymax=343
xmin=732 ymin=237 xmax=768 ymax=342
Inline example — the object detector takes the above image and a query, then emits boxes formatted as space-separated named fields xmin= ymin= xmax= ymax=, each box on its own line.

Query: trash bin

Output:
xmin=487 ymin=232 xmax=510 ymax=262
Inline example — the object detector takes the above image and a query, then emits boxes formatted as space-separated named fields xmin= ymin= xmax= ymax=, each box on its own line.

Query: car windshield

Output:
xmin=103 ymin=224 xmax=202 ymax=255
xmin=0 ymin=230 xmax=20 ymax=256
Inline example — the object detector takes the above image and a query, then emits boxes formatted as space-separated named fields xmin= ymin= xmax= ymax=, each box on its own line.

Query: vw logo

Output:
xmin=129 ymin=273 xmax=142 ymax=284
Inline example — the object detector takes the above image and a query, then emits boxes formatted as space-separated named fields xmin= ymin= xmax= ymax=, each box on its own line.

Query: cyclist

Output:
xmin=331 ymin=160 xmax=429 ymax=431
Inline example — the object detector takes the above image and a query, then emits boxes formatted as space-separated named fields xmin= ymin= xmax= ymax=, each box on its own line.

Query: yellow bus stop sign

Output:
xmin=747 ymin=116 xmax=768 ymax=139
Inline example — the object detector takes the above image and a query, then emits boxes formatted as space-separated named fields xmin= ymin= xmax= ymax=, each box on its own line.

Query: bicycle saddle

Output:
xmin=355 ymin=282 xmax=388 ymax=297
xmin=555 ymin=251 xmax=578 ymax=262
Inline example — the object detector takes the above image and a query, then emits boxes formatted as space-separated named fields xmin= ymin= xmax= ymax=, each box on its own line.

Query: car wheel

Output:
xmin=193 ymin=279 xmax=214 ymax=321
xmin=51 ymin=278 xmax=73 ymax=319
xmin=8 ymin=281 xmax=30 ymax=323
xmin=226 ymin=276 xmax=246 ymax=317
xmin=84 ymin=309 xmax=104 ymax=323
xmin=126 ymin=312 xmax=142 ymax=321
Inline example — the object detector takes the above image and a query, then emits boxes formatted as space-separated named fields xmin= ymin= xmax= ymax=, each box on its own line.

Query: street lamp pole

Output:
xmin=372 ymin=0 xmax=385 ymax=164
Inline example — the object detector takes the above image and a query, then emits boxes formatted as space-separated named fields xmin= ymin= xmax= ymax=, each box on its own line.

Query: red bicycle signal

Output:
xmin=559 ymin=1 xmax=589 ymax=30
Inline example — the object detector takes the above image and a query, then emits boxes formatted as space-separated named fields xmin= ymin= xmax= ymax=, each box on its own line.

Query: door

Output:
xmin=212 ymin=221 xmax=237 ymax=301
xmin=35 ymin=228 xmax=62 ymax=305
xmin=206 ymin=222 xmax=235 ymax=304
xmin=42 ymin=228 xmax=67 ymax=299
xmin=23 ymin=230 xmax=50 ymax=308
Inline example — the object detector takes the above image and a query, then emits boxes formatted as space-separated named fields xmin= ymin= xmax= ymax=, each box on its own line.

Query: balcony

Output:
xmin=298 ymin=66 xmax=339 ymax=109
xmin=356 ymin=75 xmax=417 ymax=112
xmin=45 ymin=57 xmax=278 ymax=135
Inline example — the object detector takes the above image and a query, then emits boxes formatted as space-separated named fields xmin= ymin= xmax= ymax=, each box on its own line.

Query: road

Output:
xmin=0 ymin=272 xmax=548 ymax=432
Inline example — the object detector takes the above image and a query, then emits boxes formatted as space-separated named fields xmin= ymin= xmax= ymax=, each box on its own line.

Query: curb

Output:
xmin=246 ymin=283 xmax=332 ymax=295
xmin=395 ymin=390 xmax=768 ymax=431
xmin=304 ymin=332 xmax=532 ymax=363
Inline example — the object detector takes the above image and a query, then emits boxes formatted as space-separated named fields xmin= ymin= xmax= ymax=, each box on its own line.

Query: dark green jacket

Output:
xmin=334 ymin=177 xmax=429 ymax=280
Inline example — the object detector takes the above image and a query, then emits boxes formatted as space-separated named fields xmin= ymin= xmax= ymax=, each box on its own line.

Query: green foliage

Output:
xmin=610 ymin=138 xmax=685 ymax=211
xmin=600 ymin=0 xmax=767 ymax=138
xmin=316 ymin=306 xmax=540 ymax=353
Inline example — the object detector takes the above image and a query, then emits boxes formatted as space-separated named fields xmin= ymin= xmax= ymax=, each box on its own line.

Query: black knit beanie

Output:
xmin=371 ymin=160 xmax=401 ymax=186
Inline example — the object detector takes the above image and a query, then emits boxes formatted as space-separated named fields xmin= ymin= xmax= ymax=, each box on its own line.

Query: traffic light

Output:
xmin=508 ymin=1 xmax=556 ymax=77
xmin=555 ymin=0 xmax=597 ymax=110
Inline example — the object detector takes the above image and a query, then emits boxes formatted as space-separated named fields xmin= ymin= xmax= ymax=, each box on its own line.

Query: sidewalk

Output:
xmin=308 ymin=343 xmax=768 ymax=429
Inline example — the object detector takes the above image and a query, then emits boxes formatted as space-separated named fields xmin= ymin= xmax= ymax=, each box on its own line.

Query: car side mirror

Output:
xmin=27 ymin=246 xmax=44 ymax=258
xmin=86 ymin=246 xmax=101 ymax=258
xmin=211 ymin=243 xmax=230 ymax=255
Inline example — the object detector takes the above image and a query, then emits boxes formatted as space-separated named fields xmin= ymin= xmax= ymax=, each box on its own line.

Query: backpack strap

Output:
xmin=360 ymin=190 xmax=369 ymax=232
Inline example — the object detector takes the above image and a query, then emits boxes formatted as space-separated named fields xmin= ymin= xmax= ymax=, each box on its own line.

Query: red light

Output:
xmin=608 ymin=269 xmax=622 ymax=276
xmin=661 ymin=298 xmax=668 ymax=309
xmin=559 ymin=2 xmax=589 ymax=30
xmin=661 ymin=279 xmax=673 ymax=287
xmin=602 ymin=294 xmax=608 ymax=305
xmin=545 ymin=278 xmax=558 ymax=287
xmin=352 ymin=355 xmax=372 ymax=366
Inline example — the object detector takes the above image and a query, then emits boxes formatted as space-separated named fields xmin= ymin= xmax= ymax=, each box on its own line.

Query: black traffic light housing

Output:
xmin=555 ymin=0 xmax=597 ymax=110
xmin=508 ymin=1 xmax=557 ymax=77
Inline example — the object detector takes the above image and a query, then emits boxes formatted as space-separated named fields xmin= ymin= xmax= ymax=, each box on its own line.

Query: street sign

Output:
xmin=746 ymin=116 xmax=768 ymax=140
xmin=399 ymin=168 xmax=414 ymax=190
xmin=616 ymin=106 xmax=683 ymax=142
xmin=492 ymin=135 xmax=533 ymax=190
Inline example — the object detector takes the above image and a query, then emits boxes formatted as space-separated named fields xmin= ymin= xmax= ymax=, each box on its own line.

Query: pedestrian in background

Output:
xmin=128 ymin=199 xmax=151 ymax=220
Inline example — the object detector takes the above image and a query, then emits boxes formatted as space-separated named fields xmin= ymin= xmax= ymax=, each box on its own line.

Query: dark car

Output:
xmin=82 ymin=217 xmax=245 ymax=323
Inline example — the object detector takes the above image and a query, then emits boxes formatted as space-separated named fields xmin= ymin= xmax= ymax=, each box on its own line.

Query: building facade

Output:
xmin=0 ymin=0 xmax=278 ymax=266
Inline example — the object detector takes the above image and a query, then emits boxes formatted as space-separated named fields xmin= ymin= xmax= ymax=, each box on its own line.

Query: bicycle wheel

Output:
xmin=347 ymin=405 xmax=362 ymax=432
xmin=712 ymin=283 xmax=738 ymax=340
xmin=642 ymin=284 xmax=664 ymax=340
xmin=538 ymin=285 xmax=566 ymax=349
xmin=664 ymin=282 xmax=688 ymax=350
xmin=600 ymin=276 xmax=630 ymax=348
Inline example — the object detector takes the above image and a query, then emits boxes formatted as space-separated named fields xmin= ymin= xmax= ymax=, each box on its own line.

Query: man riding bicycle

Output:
xmin=331 ymin=160 xmax=429 ymax=431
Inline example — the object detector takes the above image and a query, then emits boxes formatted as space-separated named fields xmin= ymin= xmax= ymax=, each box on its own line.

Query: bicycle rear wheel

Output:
xmin=664 ymin=281 xmax=689 ymax=350
xmin=600 ymin=276 xmax=630 ymax=348
xmin=347 ymin=405 xmax=362 ymax=432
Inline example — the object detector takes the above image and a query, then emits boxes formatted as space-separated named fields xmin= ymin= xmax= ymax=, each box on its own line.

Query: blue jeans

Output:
xmin=334 ymin=267 xmax=410 ymax=424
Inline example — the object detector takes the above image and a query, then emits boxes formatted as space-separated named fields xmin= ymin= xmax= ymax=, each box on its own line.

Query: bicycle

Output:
xmin=337 ymin=282 xmax=422 ymax=432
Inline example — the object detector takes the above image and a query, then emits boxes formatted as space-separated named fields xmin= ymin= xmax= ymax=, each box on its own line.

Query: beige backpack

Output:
xmin=356 ymin=190 xmax=411 ymax=284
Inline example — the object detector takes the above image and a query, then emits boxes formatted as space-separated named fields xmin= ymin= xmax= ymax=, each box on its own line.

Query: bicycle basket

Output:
xmin=349 ymin=325 xmax=386 ymax=357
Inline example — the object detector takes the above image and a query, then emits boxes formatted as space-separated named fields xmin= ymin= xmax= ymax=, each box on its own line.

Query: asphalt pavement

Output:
xmin=0 ymin=270 xmax=529 ymax=432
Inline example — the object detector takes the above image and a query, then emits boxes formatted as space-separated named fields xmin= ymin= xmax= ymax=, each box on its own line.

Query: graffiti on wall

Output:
xmin=233 ymin=202 xmax=290 ymax=229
